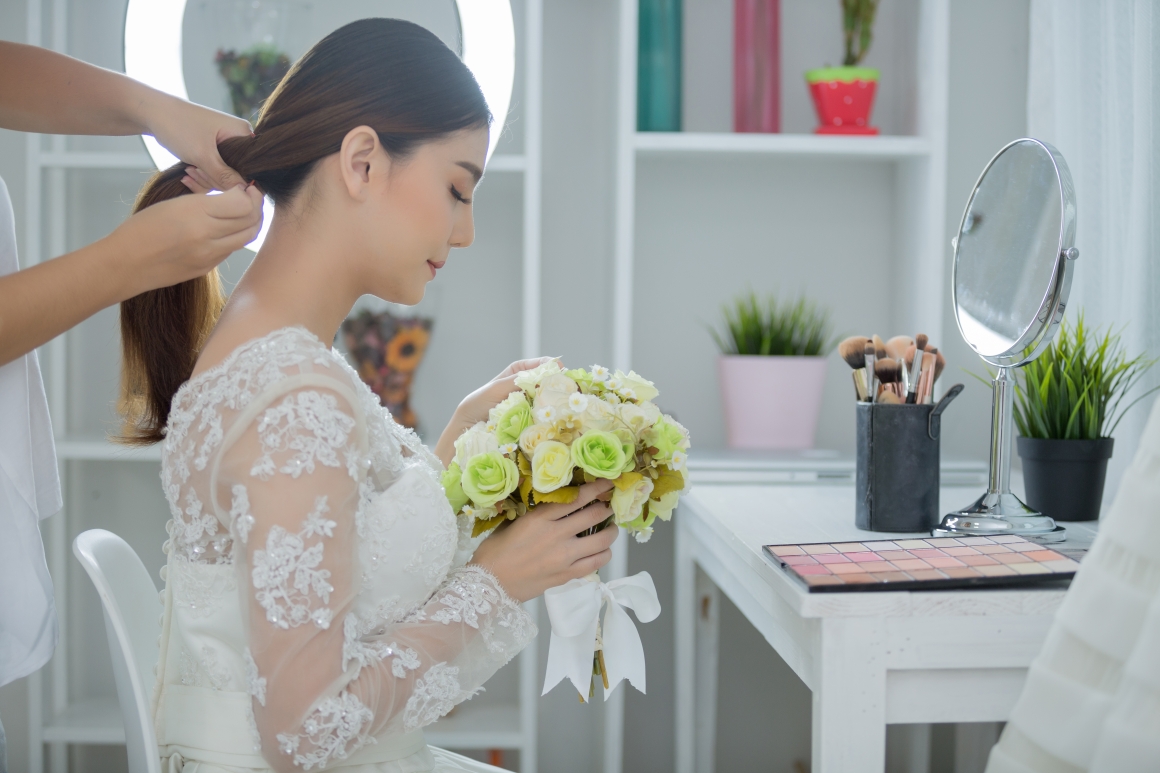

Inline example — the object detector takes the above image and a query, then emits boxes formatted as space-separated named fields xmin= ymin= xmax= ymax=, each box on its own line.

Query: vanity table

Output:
xmin=673 ymin=455 xmax=1097 ymax=773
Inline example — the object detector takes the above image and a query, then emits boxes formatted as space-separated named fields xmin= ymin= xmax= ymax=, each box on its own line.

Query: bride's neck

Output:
xmin=196 ymin=208 xmax=360 ymax=372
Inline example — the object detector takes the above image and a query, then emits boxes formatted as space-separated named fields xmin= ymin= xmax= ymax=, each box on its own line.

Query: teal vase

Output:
xmin=637 ymin=0 xmax=682 ymax=132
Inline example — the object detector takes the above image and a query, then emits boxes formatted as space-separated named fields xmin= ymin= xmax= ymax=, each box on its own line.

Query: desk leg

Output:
xmin=694 ymin=567 xmax=720 ymax=773
xmin=675 ymin=523 xmax=696 ymax=773
xmin=812 ymin=617 xmax=887 ymax=773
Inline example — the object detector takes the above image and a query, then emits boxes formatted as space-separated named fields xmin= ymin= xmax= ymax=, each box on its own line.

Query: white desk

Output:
xmin=674 ymin=469 xmax=1097 ymax=773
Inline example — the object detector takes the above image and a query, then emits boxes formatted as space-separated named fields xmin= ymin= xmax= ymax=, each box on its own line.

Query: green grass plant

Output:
xmin=710 ymin=291 xmax=835 ymax=357
xmin=1013 ymin=314 xmax=1158 ymax=440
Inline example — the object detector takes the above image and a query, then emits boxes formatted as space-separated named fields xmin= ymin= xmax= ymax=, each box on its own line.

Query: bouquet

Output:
xmin=440 ymin=360 xmax=691 ymax=700
xmin=441 ymin=359 xmax=689 ymax=542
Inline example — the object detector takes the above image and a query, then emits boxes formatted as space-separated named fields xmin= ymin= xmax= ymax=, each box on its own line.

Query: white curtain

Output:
xmin=1027 ymin=0 xmax=1160 ymax=497
xmin=986 ymin=7 xmax=1160 ymax=770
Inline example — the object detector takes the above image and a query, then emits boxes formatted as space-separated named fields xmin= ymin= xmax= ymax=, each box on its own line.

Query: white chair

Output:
xmin=73 ymin=529 xmax=162 ymax=773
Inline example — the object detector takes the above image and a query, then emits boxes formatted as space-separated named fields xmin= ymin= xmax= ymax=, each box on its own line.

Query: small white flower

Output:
xmin=607 ymin=377 xmax=623 ymax=391
xmin=567 ymin=393 xmax=589 ymax=413
xmin=500 ymin=442 xmax=518 ymax=455
xmin=618 ymin=388 xmax=637 ymax=401
xmin=670 ymin=450 xmax=688 ymax=469
xmin=485 ymin=421 xmax=497 ymax=433
xmin=591 ymin=365 xmax=611 ymax=382
xmin=535 ymin=405 xmax=557 ymax=423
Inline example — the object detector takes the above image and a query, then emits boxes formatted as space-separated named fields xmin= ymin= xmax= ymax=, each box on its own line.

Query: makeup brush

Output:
xmin=931 ymin=347 xmax=946 ymax=382
xmin=902 ymin=344 xmax=915 ymax=395
xmin=906 ymin=334 xmax=928 ymax=404
xmin=863 ymin=343 xmax=877 ymax=402
xmin=872 ymin=334 xmax=886 ymax=358
xmin=885 ymin=335 xmax=913 ymax=361
xmin=877 ymin=389 xmax=902 ymax=405
xmin=917 ymin=351 xmax=935 ymax=403
xmin=874 ymin=358 xmax=901 ymax=387
xmin=838 ymin=336 xmax=870 ymax=369
xmin=852 ymin=369 xmax=869 ymax=401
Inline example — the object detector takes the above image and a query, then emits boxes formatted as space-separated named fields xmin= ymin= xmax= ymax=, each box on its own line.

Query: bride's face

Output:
xmin=337 ymin=126 xmax=489 ymax=306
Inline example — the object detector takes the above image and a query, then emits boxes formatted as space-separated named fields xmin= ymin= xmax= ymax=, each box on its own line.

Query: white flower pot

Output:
xmin=717 ymin=355 xmax=829 ymax=450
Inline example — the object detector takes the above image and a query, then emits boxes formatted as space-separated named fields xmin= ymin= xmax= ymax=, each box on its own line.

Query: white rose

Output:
xmin=611 ymin=475 xmax=654 ymax=525
xmin=534 ymin=373 xmax=579 ymax=414
xmin=617 ymin=401 xmax=661 ymax=441
xmin=518 ymin=423 xmax=556 ymax=457
xmin=579 ymin=395 xmax=618 ymax=433
xmin=613 ymin=370 xmax=659 ymax=402
xmin=514 ymin=359 xmax=564 ymax=393
xmin=454 ymin=423 xmax=499 ymax=470
xmin=489 ymin=390 xmax=530 ymax=425
xmin=648 ymin=490 xmax=680 ymax=522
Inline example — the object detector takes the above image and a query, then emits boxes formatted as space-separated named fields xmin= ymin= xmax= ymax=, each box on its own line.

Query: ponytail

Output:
xmin=117 ymin=18 xmax=490 ymax=444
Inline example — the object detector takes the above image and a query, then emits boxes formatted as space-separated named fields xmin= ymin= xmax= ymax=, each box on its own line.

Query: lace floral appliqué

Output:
xmin=251 ymin=391 xmax=357 ymax=481
xmin=276 ymin=691 xmax=374 ymax=771
xmin=403 ymin=662 xmax=467 ymax=731
xmin=251 ymin=503 xmax=336 ymax=630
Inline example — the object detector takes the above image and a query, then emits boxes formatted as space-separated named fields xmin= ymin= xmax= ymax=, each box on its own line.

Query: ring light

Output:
xmin=124 ymin=0 xmax=515 ymax=252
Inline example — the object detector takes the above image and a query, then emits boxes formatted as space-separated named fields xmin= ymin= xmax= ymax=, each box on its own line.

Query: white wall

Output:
xmin=0 ymin=1 xmax=1031 ymax=771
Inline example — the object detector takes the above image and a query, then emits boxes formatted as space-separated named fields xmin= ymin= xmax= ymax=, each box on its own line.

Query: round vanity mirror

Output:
xmin=936 ymin=138 xmax=1078 ymax=542
xmin=124 ymin=0 xmax=515 ymax=252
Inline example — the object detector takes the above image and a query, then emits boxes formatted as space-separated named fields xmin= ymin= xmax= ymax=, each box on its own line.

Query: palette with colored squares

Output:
xmin=764 ymin=535 xmax=1085 ymax=592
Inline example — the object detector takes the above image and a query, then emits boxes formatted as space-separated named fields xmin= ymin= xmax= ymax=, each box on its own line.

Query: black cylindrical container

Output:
xmin=855 ymin=402 xmax=941 ymax=532
xmin=1016 ymin=436 xmax=1114 ymax=521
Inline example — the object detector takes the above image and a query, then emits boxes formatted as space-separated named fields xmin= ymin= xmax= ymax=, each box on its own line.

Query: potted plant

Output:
xmin=805 ymin=0 xmax=880 ymax=134
xmin=711 ymin=291 xmax=834 ymax=450
xmin=1014 ymin=315 xmax=1158 ymax=521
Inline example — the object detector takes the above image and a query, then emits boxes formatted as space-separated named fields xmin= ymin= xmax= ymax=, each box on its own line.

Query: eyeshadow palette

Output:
xmin=764 ymin=535 xmax=1086 ymax=592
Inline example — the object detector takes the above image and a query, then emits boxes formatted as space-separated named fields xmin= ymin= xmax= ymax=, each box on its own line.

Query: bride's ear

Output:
xmin=338 ymin=126 xmax=384 ymax=200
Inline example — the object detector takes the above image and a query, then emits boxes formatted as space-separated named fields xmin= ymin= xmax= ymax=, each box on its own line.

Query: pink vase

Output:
xmin=718 ymin=355 xmax=828 ymax=449
xmin=733 ymin=0 xmax=780 ymax=133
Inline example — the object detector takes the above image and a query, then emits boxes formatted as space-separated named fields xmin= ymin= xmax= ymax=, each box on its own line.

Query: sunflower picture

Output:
xmin=341 ymin=309 xmax=434 ymax=431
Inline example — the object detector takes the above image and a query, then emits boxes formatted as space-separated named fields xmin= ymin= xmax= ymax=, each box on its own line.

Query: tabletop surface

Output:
xmin=681 ymin=452 xmax=1099 ymax=620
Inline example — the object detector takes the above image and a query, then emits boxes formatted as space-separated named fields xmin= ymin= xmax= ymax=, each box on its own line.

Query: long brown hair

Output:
xmin=119 ymin=18 xmax=490 ymax=444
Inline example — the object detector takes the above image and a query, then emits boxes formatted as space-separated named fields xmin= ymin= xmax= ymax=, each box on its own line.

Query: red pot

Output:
xmin=805 ymin=66 xmax=879 ymax=135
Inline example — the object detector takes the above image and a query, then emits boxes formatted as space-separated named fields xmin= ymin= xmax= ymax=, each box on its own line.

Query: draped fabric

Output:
xmin=1026 ymin=0 xmax=1160 ymax=500
xmin=986 ymin=399 xmax=1160 ymax=771
xmin=154 ymin=327 xmax=536 ymax=772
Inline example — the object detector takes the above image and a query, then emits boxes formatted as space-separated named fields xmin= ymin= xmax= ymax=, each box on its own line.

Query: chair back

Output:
xmin=73 ymin=529 xmax=162 ymax=773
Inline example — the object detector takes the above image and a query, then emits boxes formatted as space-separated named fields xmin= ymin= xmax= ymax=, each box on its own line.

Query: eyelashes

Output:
xmin=451 ymin=186 xmax=472 ymax=205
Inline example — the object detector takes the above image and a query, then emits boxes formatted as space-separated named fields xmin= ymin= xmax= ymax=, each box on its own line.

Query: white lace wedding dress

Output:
xmin=153 ymin=326 xmax=537 ymax=772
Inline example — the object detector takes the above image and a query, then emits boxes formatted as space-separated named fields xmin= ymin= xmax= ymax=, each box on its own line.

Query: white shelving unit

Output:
xmin=23 ymin=0 xmax=544 ymax=771
xmin=605 ymin=2 xmax=949 ymax=772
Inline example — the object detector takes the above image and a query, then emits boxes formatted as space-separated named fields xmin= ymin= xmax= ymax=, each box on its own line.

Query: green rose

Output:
xmin=643 ymin=418 xmax=684 ymax=460
xmin=648 ymin=490 xmax=680 ymax=522
xmin=494 ymin=397 xmax=533 ymax=446
xmin=570 ymin=430 xmax=628 ymax=479
xmin=531 ymin=440 xmax=573 ymax=493
xmin=461 ymin=451 xmax=520 ymax=508
xmin=566 ymin=368 xmax=598 ymax=393
xmin=441 ymin=462 xmax=469 ymax=513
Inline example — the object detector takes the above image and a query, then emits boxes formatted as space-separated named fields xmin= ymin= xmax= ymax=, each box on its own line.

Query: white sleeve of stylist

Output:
xmin=0 ymin=174 xmax=62 ymax=688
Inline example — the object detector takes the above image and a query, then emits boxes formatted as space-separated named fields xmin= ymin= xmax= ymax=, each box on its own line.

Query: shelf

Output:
xmin=425 ymin=701 xmax=527 ymax=750
xmin=42 ymin=697 xmax=525 ymax=750
xmin=43 ymin=698 xmax=125 ymax=744
xmin=634 ymin=131 xmax=930 ymax=159
xmin=687 ymin=451 xmax=988 ymax=487
xmin=56 ymin=435 xmax=163 ymax=462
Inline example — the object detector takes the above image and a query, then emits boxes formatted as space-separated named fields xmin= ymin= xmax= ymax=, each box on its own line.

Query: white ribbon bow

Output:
xmin=541 ymin=571 xmax=661 ymax=700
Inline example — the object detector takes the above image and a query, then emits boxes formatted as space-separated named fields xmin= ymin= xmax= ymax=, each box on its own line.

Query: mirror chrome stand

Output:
xmin=934 ymin=368 xmax=1066 ymax=541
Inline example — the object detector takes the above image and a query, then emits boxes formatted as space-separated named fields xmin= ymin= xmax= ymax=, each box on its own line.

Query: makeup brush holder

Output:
xmin=855 ymin=402 xmax=942 ymax=532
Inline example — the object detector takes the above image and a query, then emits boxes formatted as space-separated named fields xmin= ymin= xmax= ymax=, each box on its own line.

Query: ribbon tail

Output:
xmin=600 ymin=601 xmax=647 ymax=699
xmin=543 ymin=628 xmax=599 ymax=698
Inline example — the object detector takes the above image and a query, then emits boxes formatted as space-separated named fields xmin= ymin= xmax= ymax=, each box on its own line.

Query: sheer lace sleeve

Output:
xmin=212 ymin=374 xmax=536 ymax=772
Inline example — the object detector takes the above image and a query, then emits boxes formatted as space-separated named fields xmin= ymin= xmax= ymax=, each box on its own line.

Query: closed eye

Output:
xmin=451 ymin=186 xmax=472 ymax=205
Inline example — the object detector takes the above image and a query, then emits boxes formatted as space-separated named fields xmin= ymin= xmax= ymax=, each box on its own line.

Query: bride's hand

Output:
xmin=469 ymin=480 xmax=618 ymax=602
xmin=433 ymin=357 xmax=557 ymax=467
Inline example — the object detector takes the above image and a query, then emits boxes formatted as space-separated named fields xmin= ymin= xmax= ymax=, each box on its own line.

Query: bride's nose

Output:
xmin=449 ymin=206 xmax=475 ymax=249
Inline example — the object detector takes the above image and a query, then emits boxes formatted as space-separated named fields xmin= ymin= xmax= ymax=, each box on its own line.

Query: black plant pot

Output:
xmin=1016 ymin=437 xmax=1115 ymax=522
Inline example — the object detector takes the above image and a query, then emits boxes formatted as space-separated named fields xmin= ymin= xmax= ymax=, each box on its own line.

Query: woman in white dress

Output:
xmin=117 ymin=19 xmax=618 ymax=772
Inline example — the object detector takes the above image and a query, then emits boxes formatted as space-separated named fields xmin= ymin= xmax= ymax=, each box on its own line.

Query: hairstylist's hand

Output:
xmin=140 ymin=93 xmax=252 ymax=191
xmin=433 ymin=357 xmax=558 ymax=467
xmin=470 ymin=480 xmax=618 ymax=602
xmin=104 ymin=184 xmax=264 ymax=294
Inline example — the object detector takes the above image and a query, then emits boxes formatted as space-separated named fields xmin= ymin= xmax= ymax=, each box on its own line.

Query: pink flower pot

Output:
xmin=718 ymin=355 xmax=828 ymax=449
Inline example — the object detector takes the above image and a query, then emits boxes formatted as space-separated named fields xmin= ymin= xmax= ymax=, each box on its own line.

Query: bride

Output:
xmin=117 ymin=18 xmax=617 ymax=772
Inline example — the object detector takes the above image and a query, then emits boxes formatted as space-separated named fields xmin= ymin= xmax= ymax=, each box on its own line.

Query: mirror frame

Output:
xmin=950 ymin=138 xmax=1078 ymax=369
xmin=123 ymin=0 xmax=515 ymax=252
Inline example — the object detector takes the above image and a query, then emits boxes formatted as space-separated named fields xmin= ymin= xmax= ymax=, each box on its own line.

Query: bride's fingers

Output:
xmin=561 ymin=501 xmax=613 ymax=534
xmin=545 ymin=480 xmax=615 ymax=521
xmin=569 ymin=522 xmax=618 ymax=559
